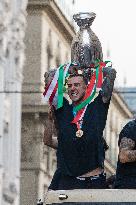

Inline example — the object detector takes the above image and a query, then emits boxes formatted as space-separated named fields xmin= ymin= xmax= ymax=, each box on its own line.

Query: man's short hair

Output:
xmin=68 ymin=65 xmax=93 ymax=85
xmin=44 ymin=65 xmax=94 ymax=86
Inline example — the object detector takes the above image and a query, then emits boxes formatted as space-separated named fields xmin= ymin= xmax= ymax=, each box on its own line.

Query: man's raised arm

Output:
xmin=101 ymin=67 xmax=117 ymax=103
xmin=43 ymin=106 xmax=58 ymax=149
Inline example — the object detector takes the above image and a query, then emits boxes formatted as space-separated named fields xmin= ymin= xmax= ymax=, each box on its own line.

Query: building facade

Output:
xmin=117 ymin=87 xmax=136 ymax=118
xmin=0 ymin=0 xmax=28 ymax=205
xmin=104 ymin=91 xmax=133 ymax=176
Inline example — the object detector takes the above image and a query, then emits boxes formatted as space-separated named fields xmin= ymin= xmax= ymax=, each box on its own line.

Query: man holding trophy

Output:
xmin=43 ymin=12 xmax=116 ymax=190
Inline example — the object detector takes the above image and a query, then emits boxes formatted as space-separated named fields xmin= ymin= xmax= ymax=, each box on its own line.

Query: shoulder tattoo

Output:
xmin=120 ymin=137 xmax=135 ymax=150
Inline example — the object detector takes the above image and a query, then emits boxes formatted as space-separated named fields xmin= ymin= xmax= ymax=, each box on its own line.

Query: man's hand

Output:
xmin=101 ymin=67 xmax=117 ymax=103
xmin=119 ymin=137 xmax=136 ymax=163
xmin=44 ymin=70 xmax=56 ymax=88
xmin=119 ymin=149 xmax=130 ymax=163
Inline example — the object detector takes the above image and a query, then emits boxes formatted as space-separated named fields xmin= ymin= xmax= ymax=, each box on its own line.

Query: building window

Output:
xmin=46 ymin=30 xmax=53 ymax=70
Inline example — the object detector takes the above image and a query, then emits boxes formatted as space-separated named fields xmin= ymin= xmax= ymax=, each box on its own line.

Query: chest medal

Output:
xmin=76 ymin=129 xmax=84 ymax=138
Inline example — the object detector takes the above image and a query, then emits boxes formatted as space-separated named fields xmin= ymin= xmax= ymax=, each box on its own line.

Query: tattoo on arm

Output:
xmin=127 ymin=150 xmax=136 ymax=162
xmin=120 ymin=137 xmax=135 ymax=150
xmin=101 ymin=67 xmax=116 ymax=103
xmin=119 ymin=137 xmax=136 ymax=163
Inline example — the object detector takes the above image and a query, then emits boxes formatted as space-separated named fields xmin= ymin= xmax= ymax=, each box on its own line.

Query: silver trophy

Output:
xmin=71 ymin=12 xmax=103 ymax=67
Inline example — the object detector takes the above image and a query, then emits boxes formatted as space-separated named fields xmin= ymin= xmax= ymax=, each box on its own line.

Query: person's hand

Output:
xmin=44 ymin=70 xmax=56 ymax=88
xmin=103 ymin=67 xmax=117 ymax=79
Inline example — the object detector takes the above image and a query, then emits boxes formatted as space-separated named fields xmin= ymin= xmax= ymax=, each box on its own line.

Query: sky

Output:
xmin=73 ymin=0 xmax=136 ymax=87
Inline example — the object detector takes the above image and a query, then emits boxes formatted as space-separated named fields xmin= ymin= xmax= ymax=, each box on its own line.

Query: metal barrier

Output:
xmin=44 ymin=189 xmax=136 ymax=205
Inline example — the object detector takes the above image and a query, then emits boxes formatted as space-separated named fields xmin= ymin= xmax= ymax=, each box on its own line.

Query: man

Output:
xmin=44 ymin=65 xmax=116 ymax=190
xmin=115 ymin=119 xmax=136 ymax=188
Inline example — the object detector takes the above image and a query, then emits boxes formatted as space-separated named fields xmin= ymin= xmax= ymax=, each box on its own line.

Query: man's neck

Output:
xmin=72 ymin=98 xmax=84 ymax=107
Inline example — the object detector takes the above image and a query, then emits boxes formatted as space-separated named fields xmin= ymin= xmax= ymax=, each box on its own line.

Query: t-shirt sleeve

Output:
xmin=54 ymin=97 xmax=68 ymax=116
xmin=118 ymin=120 xmax=136 ymax=145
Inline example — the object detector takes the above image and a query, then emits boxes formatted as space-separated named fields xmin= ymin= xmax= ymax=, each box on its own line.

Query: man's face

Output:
xmin=67 ymin=76 xmax=87 ymax=105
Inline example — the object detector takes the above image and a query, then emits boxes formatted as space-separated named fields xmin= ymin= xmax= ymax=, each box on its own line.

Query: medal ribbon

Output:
xmin=57 ymin=64 xmax=65 ymax=109
xmin=73 ymin=69 xmax=97 ymax=113
xmin=97 ymin=62 xmax=106 ymax=88
xmin=57 ymin=63 xmax=71 ymax=108
xmin=72 ymin=61 xmax=106 ymax=129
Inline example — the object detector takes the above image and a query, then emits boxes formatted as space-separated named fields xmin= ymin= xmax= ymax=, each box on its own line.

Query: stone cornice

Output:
xmin=112 ymin=89 xmax=133 ymax=119
xmin=27 ymin=0 xmax=75 ymax=44
xmin=22 ymin=104 xmax=48 ymax=113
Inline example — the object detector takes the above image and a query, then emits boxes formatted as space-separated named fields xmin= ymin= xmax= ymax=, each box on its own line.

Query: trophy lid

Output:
xmin=73 ymin=12 xmax=96 ymax=20
xmin=73 ymin=12 xmax=96 ymax=27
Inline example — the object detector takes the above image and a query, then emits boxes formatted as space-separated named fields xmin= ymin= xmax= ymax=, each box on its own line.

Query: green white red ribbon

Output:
xmin=43 ymin=61 xmax=110 ymax=113
xmin=72 ymin=61 xmax=107 ymax=126
xmin=43 ymin=63 xmax=71 ymax=109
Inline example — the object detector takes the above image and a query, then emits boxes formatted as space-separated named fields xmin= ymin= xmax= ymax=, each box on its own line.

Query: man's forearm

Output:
xmin=126 ymin=149 xmax=136 ymax=162
xmin=101 ymin=67 xmax=116 ymax=103
xmin=43 ymin=104 xmax=59 ymax=149
xmin=119 ymin=149 xmax=136 ymax=163
xmin=43 ymin=130 xmax=58 ymax=149
xmin=119 ymin=137 xmax=136 ymax=163
xmin=43 ymin=119 xmax=58 ymax=149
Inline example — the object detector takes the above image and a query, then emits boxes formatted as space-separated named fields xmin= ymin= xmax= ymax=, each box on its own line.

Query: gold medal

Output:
xmin=76 ymin=129 xmax=84 ymax=138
